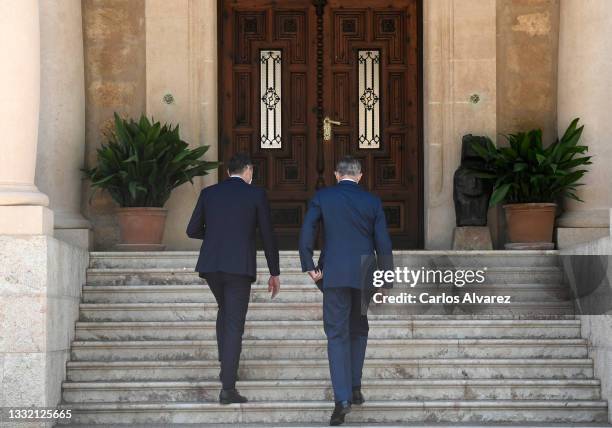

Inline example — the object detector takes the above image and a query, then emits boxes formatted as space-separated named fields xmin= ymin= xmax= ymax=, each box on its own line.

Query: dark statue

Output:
xmin=453 ymin=134 xmax=494 ymax=226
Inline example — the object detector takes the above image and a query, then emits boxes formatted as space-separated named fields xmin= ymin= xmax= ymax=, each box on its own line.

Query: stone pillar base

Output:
xmin=54 ymin=228 xmax=92 ymax=249
xmin=556 ymin=227 xmax=610 ymax=249
xmin=0 ymin=205 xmax=53 ymax=235
xmin=0 ymin=235 xmax=88 ymax=412
xmin=452 ymin=226 xmax=493 ymax=250
xmin=53 ymin=210 xmax=91 ymax=230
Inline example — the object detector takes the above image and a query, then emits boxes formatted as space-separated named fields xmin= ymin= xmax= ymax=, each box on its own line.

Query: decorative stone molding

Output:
xmin=36 ymin=0 xmax=91 ymax=248
xmin=145 ymin=0 xmax=218 ymax=250
xmin=423 ymin=0 xmax=497 ymax=249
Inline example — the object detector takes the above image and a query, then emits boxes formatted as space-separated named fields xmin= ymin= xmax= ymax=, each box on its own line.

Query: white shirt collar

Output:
xmin=229 ymin=174 xmax=247 ymax=182
xmin=339 ymin=178 xmax=357 ymax=183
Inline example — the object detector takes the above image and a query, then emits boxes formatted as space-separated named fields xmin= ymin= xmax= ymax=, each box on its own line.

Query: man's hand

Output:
xmin=307 ymin=269 xmax=323 ymax=283
xmin=268 ymin=275 xmax=280 ymax=299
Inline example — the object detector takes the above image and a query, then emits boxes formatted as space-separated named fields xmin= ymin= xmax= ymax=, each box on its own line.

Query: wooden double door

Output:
xmin=219 ymin=0 xmax=423 ymax=249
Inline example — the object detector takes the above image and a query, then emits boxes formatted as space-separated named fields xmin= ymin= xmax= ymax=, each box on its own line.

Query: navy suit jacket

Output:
xmin=186 ymin=177 xmax=280 ymax=282
xmin=299 ymin=180 xmax=393 ymax=290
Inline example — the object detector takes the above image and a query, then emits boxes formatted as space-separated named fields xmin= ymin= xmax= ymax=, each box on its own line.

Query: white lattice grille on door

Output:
xmin=260 ymin=50 xmax=282 ymax=148
xmin=358 ymin=50 xmax=380 ymax=149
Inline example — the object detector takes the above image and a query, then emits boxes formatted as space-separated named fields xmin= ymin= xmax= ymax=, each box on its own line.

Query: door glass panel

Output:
xmin=358 ymin=50 xmax=380 ymax=149
xmin=260 ymin=50 xmax=282 ymax=148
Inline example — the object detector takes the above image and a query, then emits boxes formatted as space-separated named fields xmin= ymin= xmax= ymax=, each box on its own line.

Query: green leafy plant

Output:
xmin=82 ymin=113 xmax=218 ymax=207
xmin=468 ymin=118 xmax=591 ymax=206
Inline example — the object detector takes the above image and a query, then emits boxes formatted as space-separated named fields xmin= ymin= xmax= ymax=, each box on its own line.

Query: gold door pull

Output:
xmin=323 ymin=116 xmax=342 ymax=141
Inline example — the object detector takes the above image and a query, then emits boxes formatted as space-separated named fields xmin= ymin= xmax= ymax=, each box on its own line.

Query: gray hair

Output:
xmin=335 ymin=155 xmax=362 ymax=176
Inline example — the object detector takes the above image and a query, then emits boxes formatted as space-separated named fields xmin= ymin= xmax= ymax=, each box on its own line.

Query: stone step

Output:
xmin=69 ymin=338 xmax=588 ymax=361
xmin=88 ymin=250 xmax=561 ymax=269
xmin=85 ymin=266 xmax=563 ymax=286
xmin=61 ymin=251 xmax=610 ymax=426
xmin=65 ymin=358 xmax=594 ymax=382
xmin=59 ymin=424 xmax=612 ymax=428
xmin=54 ymin=400 xmax=609 ymax=425
xmin=77 ymin=302 xmax=574 ymax=322
xmin=89 ymin=251 xmax=309 ymax=270
xmin=73 ymin=319 xmax=583 ymax=341
xmin=80 ymin=283 xmax=570 ymax=304
xmin=78 ymin=302 xmax=321 ymax=321
xmin=61 ymin=378 xmax=602 ymax=403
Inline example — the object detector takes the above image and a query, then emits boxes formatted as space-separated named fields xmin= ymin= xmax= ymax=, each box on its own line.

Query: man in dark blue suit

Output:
xmin=299 ymin=156 xmax=393 ymax=426
xmin=186 ymin=152 xmax=280 ymax=405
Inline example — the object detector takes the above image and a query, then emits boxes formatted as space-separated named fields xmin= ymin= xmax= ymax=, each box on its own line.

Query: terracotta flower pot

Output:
xmin=503 ymin=202 xmax=557 ymax=248
xmin=116 ymin=207 xmax=168 ymax=251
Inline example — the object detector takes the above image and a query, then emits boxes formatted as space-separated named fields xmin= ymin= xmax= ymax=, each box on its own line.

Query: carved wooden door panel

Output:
xmin=220 ymin=0 xmax=318 ymax=249
xmin=219 ymin=0 xmax=423 ymax=249
xmin=322 ymin=0 xmax=422 ymax=248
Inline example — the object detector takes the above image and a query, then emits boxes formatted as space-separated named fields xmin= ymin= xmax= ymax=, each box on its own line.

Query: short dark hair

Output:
xmin=227 ymin=152 xmax=253 ymax=175
xmin=335 ymin=155 xmax=362 ymax=176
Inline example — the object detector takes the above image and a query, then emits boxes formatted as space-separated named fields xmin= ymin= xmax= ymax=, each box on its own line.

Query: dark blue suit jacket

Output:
xmin=186 ymin=177 xmax=280 ymax=282
xmin=299 ymin=180 xmax=393 ymax=290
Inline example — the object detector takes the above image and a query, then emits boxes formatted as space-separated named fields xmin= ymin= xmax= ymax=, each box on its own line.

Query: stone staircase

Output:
xmin=56 ymin=251 xmax=610 ymax=426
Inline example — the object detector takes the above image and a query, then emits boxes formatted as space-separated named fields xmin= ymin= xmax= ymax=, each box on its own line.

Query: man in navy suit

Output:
xmin=187 ymin=152 xmax=280 ymax=405
xmin=299 ymin=156 xmax=393 ymax=426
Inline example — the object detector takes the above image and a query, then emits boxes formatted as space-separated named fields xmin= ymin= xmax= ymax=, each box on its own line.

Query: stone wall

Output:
xmin=423 ymin=0 xmax=497 ymax=249
xmin=81 ymin=0 xmax=217 ymax=251
xmin=556 ymin=0 xmax=612 ymax=248
xmin=490 ymin=0 xmax=560 ymax=248
xmin=81 ymin=0 xmax=147 ymax=250
xmin=496 ymin=0 xmax=559 ymax=143
xmin=582 ymin=315 xmax=612 ymax=423
xmin=144 ymin=0 xmax=218 ymax=251
xmin=560 ymin=223 xmax=612 ymax=423
xmin=0 ymin=236 xmax=88 ymax=421
xmin=80 ymin=0 xmax=563 ymax=250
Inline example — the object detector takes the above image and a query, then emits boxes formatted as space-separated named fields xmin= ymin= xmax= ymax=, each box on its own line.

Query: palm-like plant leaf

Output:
xmin=82 ymin=113 xmax=218 ymax=207
xmin=467 ymin=118 xmax=590 ymax=207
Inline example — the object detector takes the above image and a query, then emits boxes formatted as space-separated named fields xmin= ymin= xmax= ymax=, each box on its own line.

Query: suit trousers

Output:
xmin=322 ymin=287 xmax=370 ymax=403
xmin=202 ymin=271 xmax=252 ymax=390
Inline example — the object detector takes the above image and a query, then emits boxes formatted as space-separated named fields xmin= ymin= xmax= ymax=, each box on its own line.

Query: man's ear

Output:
xmin=226 ymin=169 xmax=231 ymax=177
xmin=356 ymin=173 xmax=363 ymax=183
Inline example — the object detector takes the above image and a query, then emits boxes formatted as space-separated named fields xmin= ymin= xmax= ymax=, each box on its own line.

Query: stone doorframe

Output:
xmin=144 ymin=0 xmax=497 ymax=250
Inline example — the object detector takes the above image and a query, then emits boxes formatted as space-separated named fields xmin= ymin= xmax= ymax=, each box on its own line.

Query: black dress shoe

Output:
xmin=330 ymin=400 xmax=351 ymax=426
xmin=219 ymin=389 xmax=248 ymax=405
xmin=352 ymin=388 xmax=365 ymax=405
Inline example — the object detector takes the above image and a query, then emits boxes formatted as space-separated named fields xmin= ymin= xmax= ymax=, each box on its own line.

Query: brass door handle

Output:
xmin=323 ymin=116 xmax=342 ymax=141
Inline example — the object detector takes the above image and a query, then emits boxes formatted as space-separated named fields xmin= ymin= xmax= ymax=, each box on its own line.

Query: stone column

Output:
xmin=36 ymin=0 xmax=90 ymax=248
xmin=0 ymin=0 xmax=53 ymax=235
xmin=556 ymin=0 xmax=612 ymax=248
